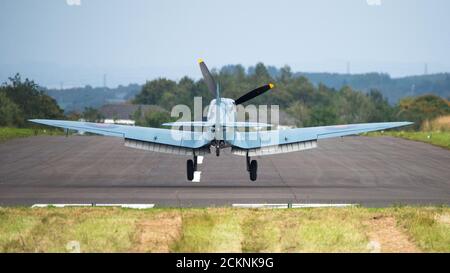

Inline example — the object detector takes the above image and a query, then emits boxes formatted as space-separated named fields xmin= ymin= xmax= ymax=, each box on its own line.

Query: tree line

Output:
xmin=1 ymin=65 xmax=449 ymax=130
xmin=43 ymin=65 xmax=450 ymax=112
xmin=133 ymin=63 xmax=450 ymax=129
xmin=0 ymin=74 xmax=64 ymax=127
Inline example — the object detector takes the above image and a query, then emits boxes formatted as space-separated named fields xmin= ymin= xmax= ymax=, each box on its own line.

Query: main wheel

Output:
xmin=187 ymin=159 xmax=194 ymax=181
xmin=249 ymin=160 xmax=258 ymax=181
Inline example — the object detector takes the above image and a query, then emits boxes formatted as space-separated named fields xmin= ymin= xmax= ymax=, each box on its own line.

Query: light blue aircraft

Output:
xmin=30 ymin=60 xmax=413 ymax=181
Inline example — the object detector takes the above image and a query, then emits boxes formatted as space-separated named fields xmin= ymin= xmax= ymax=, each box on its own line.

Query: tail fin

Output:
xmin=216 ymin=83 xmax=220 ymax=105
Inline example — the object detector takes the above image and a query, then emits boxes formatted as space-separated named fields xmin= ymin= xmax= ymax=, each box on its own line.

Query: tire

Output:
xmin=249 ymin=160 xmax=258 ymax=181
xmin=187 ymin=159 xmax=194 ymax=181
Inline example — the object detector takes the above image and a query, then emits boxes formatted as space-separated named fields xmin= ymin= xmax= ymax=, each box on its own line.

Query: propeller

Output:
xmin=198 ymin=59 xmax=217 ymax=96
xmin=235 ymin=83 xmax=274 ymax=105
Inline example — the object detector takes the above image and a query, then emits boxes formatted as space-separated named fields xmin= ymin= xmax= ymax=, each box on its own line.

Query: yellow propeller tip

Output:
xmin=197 ymin=58 xmax=204 ymax=64
xmin=269 ymin=83 xmax=275 ymax=89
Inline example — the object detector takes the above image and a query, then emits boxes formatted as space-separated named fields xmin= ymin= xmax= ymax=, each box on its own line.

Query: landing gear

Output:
xmin=214 ymin=140 xmax=223 ymax=157
xmin=187 ymin=159 xmax=194 ymax=181
xmin=187 ymin=155 xmax=198 ymax=181
xmin=249 ymin=160 xmax=258 ymax=181
xmin=246 ymin=152 xmax=258 ymax=181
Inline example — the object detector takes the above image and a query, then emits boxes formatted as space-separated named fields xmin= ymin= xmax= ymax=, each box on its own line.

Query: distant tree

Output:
xmin=396 ymin=94 xmax=450 ymax=130
xmin=279 ymin=65 xmax=293 ymax=83
xmin=66 ymin=111 xmax=82 ymax=121
xmin=134 ymin=78 xmax=177 ymax=108
xmin=287 ymin=101 xmax=310 ymax=127
xmin=82 ymin=107 xmax=103 ymax=122
xmin=135 ymin=109 xmax=173 ymax=128
xmin=0 ymin=92 xmax=24 ymax=127
xmin=132 ymin=105 xmax=143 ymax=122
xmin=252 ymin=63 xmax=272 ymax=84
xmin=0 ymin=73 xmax=63 ymax=126
xmin=309 ymin=106 xmax=338 ymax=126
xmin=128 ymin=63 xmax=450 ymax=130
xmin=334 ymin=86 xmax=371 ymax=123
xmin=366 ymin=89 xmax=394 ymax=122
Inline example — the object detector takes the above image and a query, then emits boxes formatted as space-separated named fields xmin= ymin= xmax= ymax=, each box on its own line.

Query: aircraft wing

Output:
xmin=29 ymin=119 xmax=211 ymax=155
xmin=230 ymin=121 xmax=413 ymax=156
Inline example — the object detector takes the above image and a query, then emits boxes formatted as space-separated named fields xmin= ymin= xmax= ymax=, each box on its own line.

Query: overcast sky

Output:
xmin=1 ymin=0 xmax=449 ymax=88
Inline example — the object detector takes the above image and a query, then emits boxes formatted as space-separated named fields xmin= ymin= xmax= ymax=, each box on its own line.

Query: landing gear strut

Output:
xmin=246 ymin=152 xmax=258 ymax=181
xmin=187 ymin=155 xmax=198 ymax=181
xmin=214 ymin=140 xmax=223 ymax=157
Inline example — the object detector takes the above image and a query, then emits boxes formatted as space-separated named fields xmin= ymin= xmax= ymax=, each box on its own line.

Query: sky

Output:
xmin=0 ymin=0 xmax=449 ymax=88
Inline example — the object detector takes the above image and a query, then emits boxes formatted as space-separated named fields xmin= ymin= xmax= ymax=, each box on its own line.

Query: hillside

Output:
xmin=295 ymin=72 xmax=450 ymax=104
xmin=42 ymin=65 xmax=450 ymax=112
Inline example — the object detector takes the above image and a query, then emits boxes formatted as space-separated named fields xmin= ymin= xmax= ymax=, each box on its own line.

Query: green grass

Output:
xmin=0 ymin=207 xmax=449 ymax=253
xmin=393 ymin=207 xmax=450 ymax=252
xmin=0 ymin=127 xmax=64 ymax=142
xmin=0 ymin=208 xmax=141 ymax=252
xmin=367 ymin=131 xmax=450 ymax=149
xmin=172 ymin=209 xmax=242 ymax=252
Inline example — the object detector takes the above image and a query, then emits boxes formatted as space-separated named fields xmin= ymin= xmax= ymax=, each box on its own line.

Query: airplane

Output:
xmin=30 ymin=60 xmax=413 ymax=181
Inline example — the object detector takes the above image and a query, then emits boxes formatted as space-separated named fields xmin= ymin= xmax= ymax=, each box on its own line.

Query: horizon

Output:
xmin=1 ymin=0 xmax=450 ymax=88
xmin=4 ymin=62 xmax=450 ymax=90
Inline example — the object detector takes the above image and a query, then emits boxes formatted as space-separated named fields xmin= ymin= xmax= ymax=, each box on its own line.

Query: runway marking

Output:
xmin=232 ymin=203 xmax=288 ymax=209
xmin=32 ymin=203 xmax=155 ymax=209
xmin=291 ymin=203 xmax=357 ymax=208
xmin=32 ymin=204 xmax=91 ymax=208
xmin=192 ymin=171 xmax=202 ymax=182
xmin=232 ymin=203 xmax=357 ymax=209
xmin=197 ymin=156 xmax=204 ymax=164
xmin=95 ymin=204 xmax=155 ymax=209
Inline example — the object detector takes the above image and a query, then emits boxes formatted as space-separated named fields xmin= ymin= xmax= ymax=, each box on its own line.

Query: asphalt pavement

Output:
xmin=0 ymin=135 xmax=449 ymax=207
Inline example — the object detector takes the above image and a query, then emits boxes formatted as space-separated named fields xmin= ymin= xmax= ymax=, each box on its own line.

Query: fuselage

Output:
xmin=206 ymin=98 xmax=236 ymax=142
xmin=206 ymin=98 xmax=237 ymax=126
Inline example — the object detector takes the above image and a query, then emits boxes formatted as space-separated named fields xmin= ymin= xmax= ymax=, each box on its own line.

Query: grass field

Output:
xmin=0 ymin=207 xmax=449 ymax=253
xmin=0 ymin=127 xmax=64 ymax=142
xmin=367 ymin=131 xmax=450 ymax=149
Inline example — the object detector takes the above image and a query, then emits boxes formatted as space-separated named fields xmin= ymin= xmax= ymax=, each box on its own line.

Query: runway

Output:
xmin=0 ymin=135 xmax=449 ymax=207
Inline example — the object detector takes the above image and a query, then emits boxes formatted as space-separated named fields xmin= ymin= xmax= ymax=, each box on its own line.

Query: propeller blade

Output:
xmin=235 ymin=83 xmax=274 ymax=105
xmin=198 ymin=59 xmax=216 ymax=96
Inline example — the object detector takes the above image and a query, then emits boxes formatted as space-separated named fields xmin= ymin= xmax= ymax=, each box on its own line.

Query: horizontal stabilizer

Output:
xmin=162 ymin=121 xmax=272 ymax=128
xmin=162 ymin=121 xmax=213 ymax=127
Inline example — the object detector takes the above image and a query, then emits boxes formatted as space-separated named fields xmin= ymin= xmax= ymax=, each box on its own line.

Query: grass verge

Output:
xmin=0 ymin=207 xmax=449 ymax=253
xmin=0 ymin=127 xmax=64 ymax=142
xmin=367 ymin=131 xmax=450 ymax=149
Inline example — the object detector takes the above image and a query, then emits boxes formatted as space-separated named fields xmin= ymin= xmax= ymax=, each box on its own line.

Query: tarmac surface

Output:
xmin=0 ymin=135 xmax=449 ymax=207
